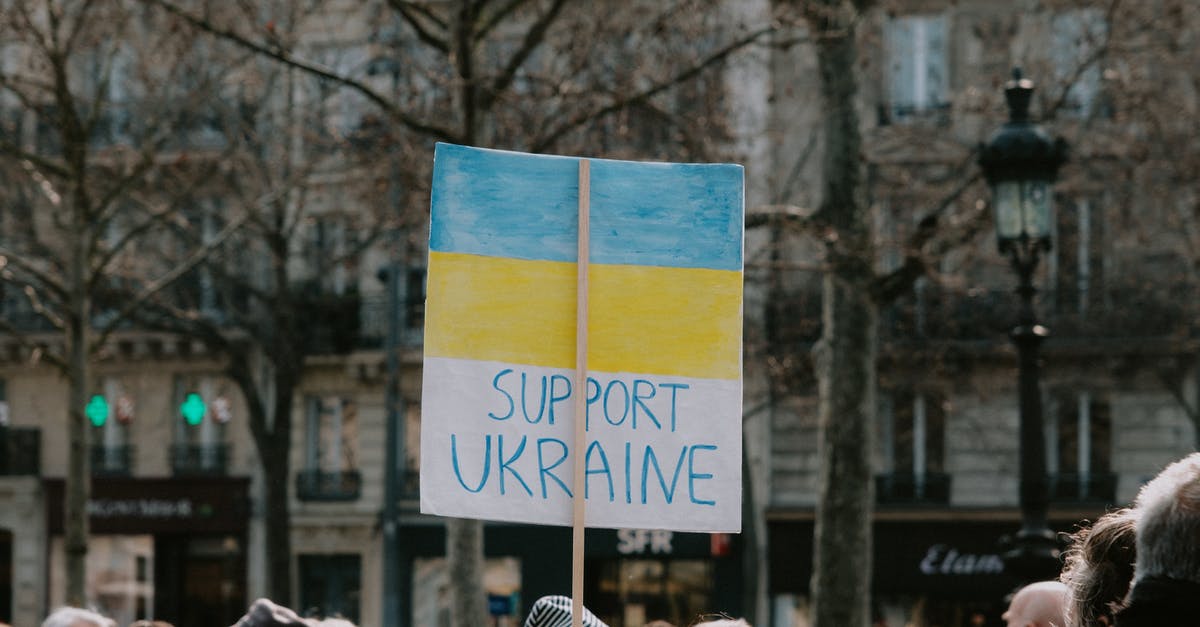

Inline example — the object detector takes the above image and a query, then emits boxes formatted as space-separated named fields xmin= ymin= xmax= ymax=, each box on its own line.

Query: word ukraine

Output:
xmin=451 ymin=368 xmax=715 ymax=507
xmin=421 ymin=144 xmax=743 ymax=532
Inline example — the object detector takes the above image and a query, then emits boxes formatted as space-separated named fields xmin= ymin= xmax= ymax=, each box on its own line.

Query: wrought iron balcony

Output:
xmin=296 ymin=469 xmax=362 ymax=502
xmin=0 ymin=427 xmax=41 ymax=476
xmin=171 ymin=443 xmax=229 ymax=476
xmin=1049 ymin=472 xmax=1117 ymax=504
xmin=90 ymin=444 xmax=134 ymax=476
xmin=883 ymin=283 xmax=1199 ymax=342
xmin=875 ymin=471 xmax=952 ymax=505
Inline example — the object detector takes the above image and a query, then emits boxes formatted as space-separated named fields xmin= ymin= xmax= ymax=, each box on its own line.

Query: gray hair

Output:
xmin=1133 ymin=452 xmax=1200 ymax=584
xmin=42 ymin=607 xmax=115 ymax=627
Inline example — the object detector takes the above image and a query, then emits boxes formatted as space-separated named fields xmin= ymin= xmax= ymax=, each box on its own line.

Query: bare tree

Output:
xmin=135 ymin=0 xmax=776 ymax=614
xmin=0 ymin=0 xmax=241 ymax=604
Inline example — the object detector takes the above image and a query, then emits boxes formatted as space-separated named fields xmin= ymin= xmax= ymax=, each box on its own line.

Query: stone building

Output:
xmin=2 ymin=1 xmax=1198 ymax=626
xmin=755 ymin=1 xmax=1200 ymax=625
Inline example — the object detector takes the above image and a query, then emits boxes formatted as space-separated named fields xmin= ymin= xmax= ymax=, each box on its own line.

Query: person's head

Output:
xmin=1131 ymin=452 xmax=1200 ymax=585
xmin=1002 ymin=581 xmax=1069 ymax=627
xmin=1060 ymin=508 xmax=1137 ymax=626
xmin=42 ymin=607 xmax=115 ymax=627
xmin=692 ymin=620 xmax=750 ymax=627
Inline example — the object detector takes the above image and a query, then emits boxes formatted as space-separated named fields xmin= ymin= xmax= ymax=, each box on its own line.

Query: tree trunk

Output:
xmin=447 ymin=517 xmax=488 ymax=627
xmin=262 ymin=426 xmax=293 ymax=603
xmin=65 ymin=264 xmax=91 ymax=607
xmin=807 ymin=2 xmax=876 ymax=626
xmin=231 ymin=347 xmax=296 ymax=605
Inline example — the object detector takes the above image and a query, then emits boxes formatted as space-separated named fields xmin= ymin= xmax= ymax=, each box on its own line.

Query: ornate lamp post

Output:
xmin=978 ymin=68 xmax=1069 ymax=583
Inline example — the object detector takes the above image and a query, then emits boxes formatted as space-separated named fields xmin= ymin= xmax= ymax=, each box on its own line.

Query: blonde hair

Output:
xmin=1060 ymin=508 xmax=1137 ymax=626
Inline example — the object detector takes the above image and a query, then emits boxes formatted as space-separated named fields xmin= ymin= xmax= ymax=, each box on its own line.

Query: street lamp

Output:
xmin=978 ymin=68 xmax=1068 ymax=583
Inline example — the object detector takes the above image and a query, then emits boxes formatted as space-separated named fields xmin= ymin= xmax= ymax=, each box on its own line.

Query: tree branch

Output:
xmin=746 ymin=204 xmax=817 ymax=230
xmin=475 ymin=0 xmax=528 ymax=41
xmin=871 ymin=170 xmax=985 ymax=304
xmin=92 ymin=211 xmax=252 ymax=350
xmin=388 ymin=0 xmax=449 ymax=53
xmin=480 ymin=0 xmax=568 ymax=112
xmin=530 ymin=25 xmax=773 ymax=153
xmin=0 ymin=143 xmax=71 ymax=180
xmin=140 ymin=0 xmax=459 ymax=142
xmin=0 ymin=245 xmax=69 ymax=302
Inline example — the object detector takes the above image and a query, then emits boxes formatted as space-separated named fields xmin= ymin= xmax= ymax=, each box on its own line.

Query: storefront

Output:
xmin=768 ymin=516 xmax=1088 ymax=627
xmin=45 ymin=477 xmax=250 ymax=627
xmin=399 ymin=522 xmax=744 ymax=627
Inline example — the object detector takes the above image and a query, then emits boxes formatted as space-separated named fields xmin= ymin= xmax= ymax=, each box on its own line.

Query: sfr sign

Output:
xmin=617 ymin=529 xmax=674 ymax=555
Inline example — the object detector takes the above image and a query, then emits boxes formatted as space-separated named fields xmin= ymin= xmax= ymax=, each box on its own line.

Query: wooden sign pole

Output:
xmin=571 ymin=159 xmax=591 ymax=627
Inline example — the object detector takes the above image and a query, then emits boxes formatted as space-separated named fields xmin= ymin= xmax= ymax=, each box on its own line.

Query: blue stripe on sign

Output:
xmin=429 ymin=143 xmax=743 ymax=271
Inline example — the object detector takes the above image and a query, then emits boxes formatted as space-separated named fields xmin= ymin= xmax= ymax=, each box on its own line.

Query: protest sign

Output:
xmin=420 ymin=143 xmax=743 ymax=533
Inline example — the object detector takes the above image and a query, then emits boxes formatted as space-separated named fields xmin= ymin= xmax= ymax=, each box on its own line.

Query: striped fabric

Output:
xmin=523 ymin=596 xmax=609 ymax=627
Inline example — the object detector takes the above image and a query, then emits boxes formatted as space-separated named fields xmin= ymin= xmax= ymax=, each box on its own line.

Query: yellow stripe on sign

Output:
xmin=424 ymin=251 xmax=742 ymax=380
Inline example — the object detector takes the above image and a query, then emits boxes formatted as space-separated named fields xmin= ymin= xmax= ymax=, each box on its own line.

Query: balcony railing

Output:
xmin=1050 ymin=472 xmax=1117 ymax=504
xmin=0 ymin=427 xmax=41 ymax=476
xmin=171 ymin=443 xmax=229 ymax=476
xmin=884 ymin=284 xmax=1199 ymax=342
xmin=90 ymin=445 xmax=134 ymax=476
xmin=296 ymin=469 xmax=362 ymax=501
xmin=875 ymin=471 xmax=951 ymax=505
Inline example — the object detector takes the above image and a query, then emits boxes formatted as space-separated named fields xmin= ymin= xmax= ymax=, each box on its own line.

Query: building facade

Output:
xmin=2 ymin=1 xmax=1199 ymax=627
xmin=756 ymin=1 xmax=1200 ymax=626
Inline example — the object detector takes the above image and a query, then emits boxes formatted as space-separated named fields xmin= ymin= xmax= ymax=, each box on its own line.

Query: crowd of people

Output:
xmin=27 ymin=452 xmax=1200 ymax=627
xmin=1004 ymin=451 xmax=1200 ymax=627
xmin=32 ymin=597 xmax=750 ymax=627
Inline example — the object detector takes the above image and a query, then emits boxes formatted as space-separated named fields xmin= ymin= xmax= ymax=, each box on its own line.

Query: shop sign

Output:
xmin=45 ymin=477 xmax=249 ymax=534
xmin=88 ymin=497 xmax=195 ymax=519
xmin=918 ymin=544 xmax=1005 ymax=575
xmin=420 ymin=144 xmax=744 ymax=533
xmin=616 ymin=529 xmax=673 ymax=555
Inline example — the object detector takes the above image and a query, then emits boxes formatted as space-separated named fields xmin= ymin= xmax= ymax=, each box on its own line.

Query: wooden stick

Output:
xmin=571 ymin=159 xmax=591 ymax=627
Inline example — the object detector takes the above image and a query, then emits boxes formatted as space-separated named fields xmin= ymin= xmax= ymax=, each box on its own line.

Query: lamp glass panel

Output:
xmin=993 ymin=181 xmax=1023 ymax=239
xmin=1021 ymin=180 xmax=1052 ymax=239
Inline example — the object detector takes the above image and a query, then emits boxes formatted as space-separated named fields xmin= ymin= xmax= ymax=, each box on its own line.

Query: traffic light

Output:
xmin=86 ymin=394 xmax=109 ymax=427
xmin=180 ymin=393 xmax=206 ymax=426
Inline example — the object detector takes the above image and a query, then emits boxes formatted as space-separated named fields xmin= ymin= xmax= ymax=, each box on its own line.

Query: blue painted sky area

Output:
xmin=429 ymin=143 xmax=744 ymax=271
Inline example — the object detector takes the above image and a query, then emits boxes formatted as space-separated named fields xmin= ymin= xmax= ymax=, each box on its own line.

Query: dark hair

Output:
xmin=1060 ymin=508 xmax=1137 ymax=626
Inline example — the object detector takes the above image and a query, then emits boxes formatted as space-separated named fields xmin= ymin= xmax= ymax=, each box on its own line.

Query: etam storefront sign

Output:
xmin=769 ymin=520 xmax=1018 ymax=597
xmin=918 ymin=544 xmax=1005 ymax=576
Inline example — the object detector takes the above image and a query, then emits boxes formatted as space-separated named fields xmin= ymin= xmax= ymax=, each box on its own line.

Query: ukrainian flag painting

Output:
xmin=421 ymin=143 xmax=743 ymax=533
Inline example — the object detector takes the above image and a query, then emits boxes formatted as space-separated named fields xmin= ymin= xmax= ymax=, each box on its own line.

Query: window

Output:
xmin=298 ymin=396 xmax=361 ymax=500
xmin=1051 ymin=195 xmax=1106 ymax=317
xmin=91 ymin=378 xmax=133 ymax=476
xmin=404 ymin=266 xmax=426 ymax=333
xmin=1049 ymin=390 xmax=1114 ymax=502
xmin=171 ymin=376 xmax=231 ymax=475
xmin=299 ymin=554 xmax=361 ymax=623
xmin=877 ymin=389 xmax=949 ymax=504
xmin=1051 ymin=8 xmax=1108 ymax=118
xmin=884 ymin=14 xmax=949 ymax=121
xmin=307 ymin=214 xmax=360 ymax=296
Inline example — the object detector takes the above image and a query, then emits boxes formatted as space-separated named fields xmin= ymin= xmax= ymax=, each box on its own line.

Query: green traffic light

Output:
xmin=86 ymin=395 xmax=109 ymax=427
xmin=180 ymin=393 xmax=206 ymax=426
